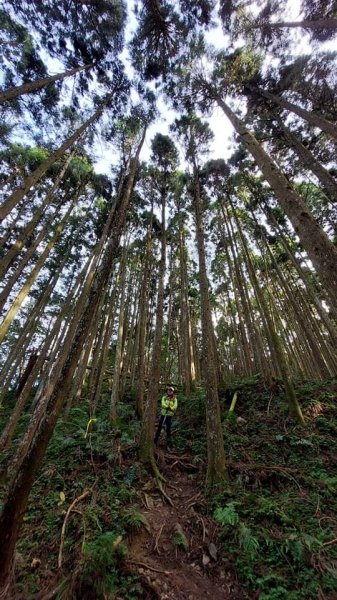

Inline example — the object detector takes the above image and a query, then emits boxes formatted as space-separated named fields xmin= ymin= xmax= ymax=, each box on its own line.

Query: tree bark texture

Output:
xmin=214 ymin=91 xmax=337 ymax=315
xmin=0 ymin=128 xmax=146 ymax=586
xmin=0 ymin=64 xmax=91 ymax=104
xmin=193 ymin=165 xmax=228 ymax=487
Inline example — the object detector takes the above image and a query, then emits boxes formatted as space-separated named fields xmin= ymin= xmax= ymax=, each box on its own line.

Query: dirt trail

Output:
xmin=127 ymin=449 xmax=245 ymax=600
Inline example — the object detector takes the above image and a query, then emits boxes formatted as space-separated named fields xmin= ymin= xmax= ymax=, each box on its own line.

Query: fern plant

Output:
xmin=122 ymin=508 xmax=147 ymax=531
xmin=238 ymin=523 xmax=260 ymax=557
xmin=214 ymin=502 xmax=239 ymax=526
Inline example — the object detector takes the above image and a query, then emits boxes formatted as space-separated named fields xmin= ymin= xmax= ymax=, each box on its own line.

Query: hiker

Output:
xmin=154 ymin=386 xmax=177 ymax=450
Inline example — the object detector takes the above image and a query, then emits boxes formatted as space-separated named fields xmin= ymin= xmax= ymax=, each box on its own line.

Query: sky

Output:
xmin=93 ymin=0 xmax=316 ymax=175
xmin=2 ymin=0 xmax=334 ymax=177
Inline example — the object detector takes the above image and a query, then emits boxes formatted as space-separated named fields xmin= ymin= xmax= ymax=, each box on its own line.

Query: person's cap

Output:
xmin=167 ymin=386 xmax=174 ymax=392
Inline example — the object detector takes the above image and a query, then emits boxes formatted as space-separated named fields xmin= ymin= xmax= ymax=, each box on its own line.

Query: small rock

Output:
xmin=31 ymin=558 xmax=41 ymax=570
xmin=237 ymin=416 xmax=247 ymax=425
xmin=202 ymin=553 xmax=210 ymax=566
xmin=208 ymin=542 xmax=217 ymax=560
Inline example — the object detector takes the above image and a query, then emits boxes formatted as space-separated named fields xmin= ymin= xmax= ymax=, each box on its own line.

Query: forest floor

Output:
xmin=126 ymin=447 xmax=244 ymax=600
xmin=1 ymin=376 xmax=337 ymax=599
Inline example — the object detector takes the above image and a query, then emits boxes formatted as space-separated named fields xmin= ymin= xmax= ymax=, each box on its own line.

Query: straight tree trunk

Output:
xmin=0 ymin=151 xmax=75 ymax=277
xmin=0 ymin=201 xmax=75 ymax=343
xmin=120 ymin=271 xmax=142 ymax=398
xmin=219 ymin=219 xmax=252 ymax=374
xmin=0 ymin=64 xmax=91 ymax=104
xmin=139 ymin=187 xmax=167 ymax=475
xmin=221 ymin=202 xmax=269 ymax=376
xmin=85 ymin=293 xmax=111 ymax=407
xmin=232 ymin=201 xmax=305 ymax=424
xmin=178 ymin=223 xmax=196 ymax=393
xmin=192 ymin=164 xmax=228 ymax=487
xmin=227 ymin=209 xmax=280 ymax=379
xmin=0 ymin=252 xmax=92 ymax=452
xmin=246 ymin=84 xmax=337 ymax=141
xmin=88 ymin=275 xmax=119 ymax=416
xmin=279 ymin=122 xmax=337 ymax=204
xmin=211 ymin=89 xmax=337 ymax=314
xmin=0 ymin=127 xmax=146 ymax=586
xmin=110 ymin=246 xmax=129 ymax=421
xmin=67 ymin=327 xmax=98 ymax=415
xmin=0 ymin=247 xmax=72 ymax=406
xmin=135 ymin=213 xmax=154 ymax=419
xmin=0 ymin=96 xmax=109 ymax=221
xmin=252 ymin=211 xmax=337 ymax=376
xmin=263 ymin=200 xmax=337 ymax=340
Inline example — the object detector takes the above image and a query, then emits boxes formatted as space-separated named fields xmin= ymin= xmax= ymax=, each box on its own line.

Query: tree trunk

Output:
xmin=253 ymin=213 xmax=337 ymax=377
xmin=219 ymin=216 xmax=252 ymax=374
xmin=178 ymin=222 xmax=195 ymax=393
xmin=247 ymin=84 xmax=337 ymax=141
xmin=279 ymin=122 xmax=337 ymax=204
xmin=135 ymin=212 xmax=154 ymax=419
xmin=0 ymin=128 xmax=146 ymax=586
xmin=0 ymin=252 xmax=92 ymax=452
xmin=0 ymin=200 xmax=74 ymax=343
xmin=263 ymin=200 xmax=337 ymax=340
xmin=232 ymin=200 xmax=305 ymax=424
xmin=0 ymin=248 xmax=72 ymax=408
xmin=139 ymin=187 xmax=167 ymax=475
xmin=89 ymin=276 xmax=119 ymax=416
xmin=0 ymin=96 xmax=109 ymax=221
xmin=192 ymin=165 xmax=228 ymax=487
xmin=110 ymin=246 xmax=128 ymax=421
xmin=120 ymin=271 xmax=141 ymax=398
xmin=0 ymin=151 xmax=75 ymax=277
xmin=0 ymin=64 xmax=91 ymax=104
xmin=213 ymin=90 xmax=337 ymax=314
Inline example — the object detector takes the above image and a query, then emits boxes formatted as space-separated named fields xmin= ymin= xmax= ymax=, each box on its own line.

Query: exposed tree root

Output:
xmin=156 ymin=479 xmax=174 ymax=506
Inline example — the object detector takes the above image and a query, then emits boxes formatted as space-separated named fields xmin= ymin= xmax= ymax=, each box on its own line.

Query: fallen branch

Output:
xmin=229 ymin=462 xmax=302 ymax=490
xmin=166 ymin=453 xmax=191 ymax=461
xmin=154 ymin=523 xmax=164 ymax=555
xmin=37 ymin=580 xmax=66 ymax=600
xmin=180 ymin=461 xmax=199 ymax=472
xmin=58 ymin=490 xmax=90 ymax=568
xmin=322 ymin=537 xmax=337 ymax=548
xmin=128 ymin=560 xmax=171 ymax=575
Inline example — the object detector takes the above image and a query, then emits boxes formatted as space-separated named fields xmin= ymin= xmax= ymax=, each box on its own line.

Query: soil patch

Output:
xmin=128 ymin=448 xmax=246 ymax=599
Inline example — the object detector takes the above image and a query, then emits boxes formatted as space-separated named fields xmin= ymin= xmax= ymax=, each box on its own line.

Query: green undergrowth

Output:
xmin=0 ymin=393 xmax=143 ymax=599
xmin=1 ymin=377 xmax=337 ymax=598
xmin=177 ymin=377 xmax=337 ymax=599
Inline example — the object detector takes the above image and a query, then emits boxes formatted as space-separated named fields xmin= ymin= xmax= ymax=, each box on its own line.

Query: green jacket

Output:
xmin=161 ymin=394 xmax=178 ymax=416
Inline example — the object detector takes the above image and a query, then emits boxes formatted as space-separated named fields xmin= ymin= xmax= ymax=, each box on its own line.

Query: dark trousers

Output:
xmin=154 ymin=415 xmax=172 ymax=445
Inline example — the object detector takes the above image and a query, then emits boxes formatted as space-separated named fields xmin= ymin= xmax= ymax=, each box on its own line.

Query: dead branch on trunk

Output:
xmin=58 ymin=490 xmax=90 ymax=569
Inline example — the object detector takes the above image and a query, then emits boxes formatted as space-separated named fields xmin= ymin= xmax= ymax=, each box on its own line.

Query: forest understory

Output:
xmin=1 ymin=377 xmax=337 ymax=600
xmin=1 ymin=0 xmax=337 ymax=597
